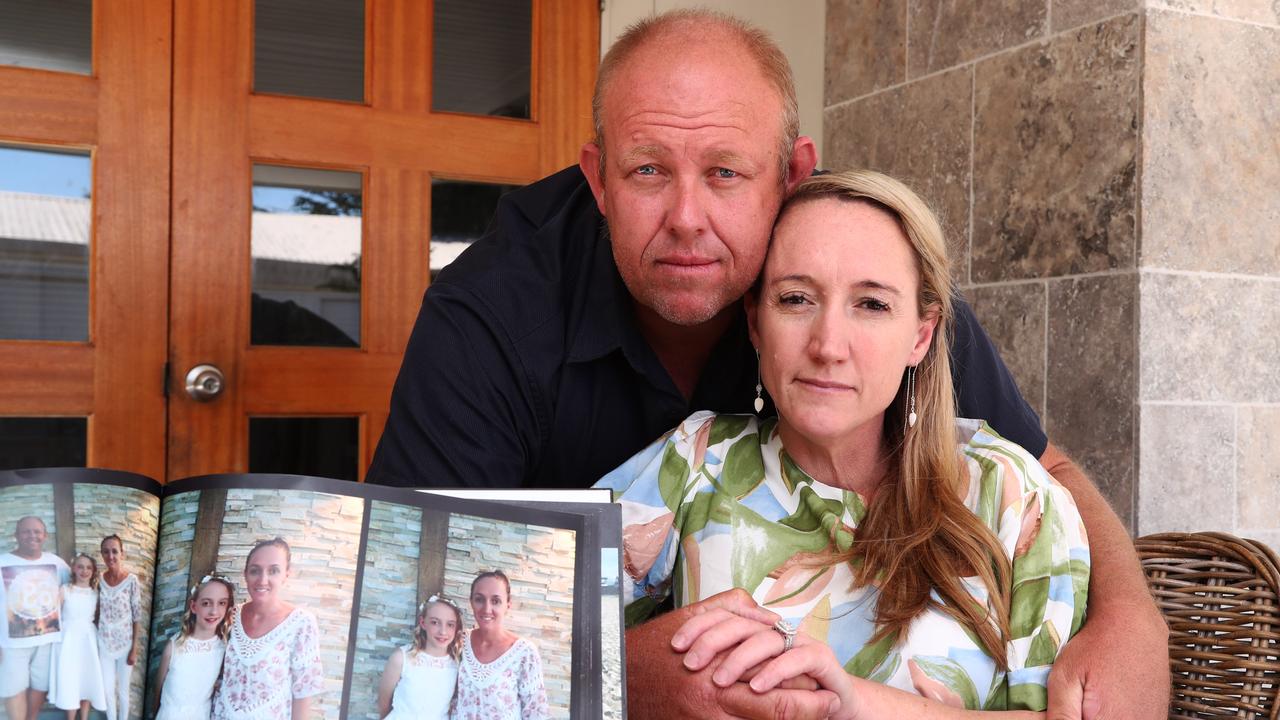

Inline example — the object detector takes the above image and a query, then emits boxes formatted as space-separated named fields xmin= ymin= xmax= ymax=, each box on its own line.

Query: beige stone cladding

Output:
xmin=146 ymin=491 xmax=201 ymax=706
xmin=0 ymin=483 xmax=56 ymax=542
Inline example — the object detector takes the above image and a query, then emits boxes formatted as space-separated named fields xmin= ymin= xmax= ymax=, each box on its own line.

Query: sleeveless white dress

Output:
xmin=384 ymin=645 xmax=456 ymax=720
xmin=156 ymin=635 xmax=226 ymax=720
xmin=51 ymin=585 xmax=107 ymax=711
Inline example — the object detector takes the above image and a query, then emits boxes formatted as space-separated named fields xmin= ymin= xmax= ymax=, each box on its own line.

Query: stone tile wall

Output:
xmin=1137 ymin=8 xmax=1280 ymax=539
xmin=349 ymin=501 xmax=423 ymax=720
xmin=147 ymin=491 xmax=201 ymax=710
xmin=826 ymin=0 xmax=1142 ymax=527
xmin=825 ymin=1 xmax=1278 ymax=537
xmin=0 ymin=483 xmax=56 ymax=543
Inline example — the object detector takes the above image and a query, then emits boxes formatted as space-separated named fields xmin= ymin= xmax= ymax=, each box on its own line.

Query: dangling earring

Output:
xmin=754 ymin=349 xmax=765 ymax=414
xmin=905 ymin=365 xmax=918 ymax=430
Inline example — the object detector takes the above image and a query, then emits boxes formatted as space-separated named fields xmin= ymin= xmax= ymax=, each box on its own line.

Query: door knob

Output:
xmin=184 ymin=364 xmax=225 ymax=401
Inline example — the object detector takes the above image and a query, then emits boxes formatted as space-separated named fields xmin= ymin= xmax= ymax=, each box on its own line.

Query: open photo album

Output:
xmin=0 ymin=467 xmax=624 ymax=720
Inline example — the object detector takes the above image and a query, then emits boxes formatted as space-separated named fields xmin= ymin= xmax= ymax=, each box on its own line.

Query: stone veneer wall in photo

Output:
xmin=73 ymin=483 xmax=160 ymax=720
xmin=216 ymin=489 xmax=364 ymax=720
xmin=147 ymin=491 xmax=201 ymax=709
xmin=823 ymin=0 xmax=1277 ymax=535
xmin=443 ymin=514 xmax=577 ymax=717
xmin=349 ymin=501 xmax=422 ymax=720
xmin=0 ymin=483 xmax=56 ymax=544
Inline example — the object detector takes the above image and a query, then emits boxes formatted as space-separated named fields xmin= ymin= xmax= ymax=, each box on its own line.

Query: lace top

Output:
xmin=452 ymin=631 xmax=548 ymax=720
xmin=212 ymin=607 xmax=323 ymax=720
xmin=97 ymin=572 xmax=141 ymax=658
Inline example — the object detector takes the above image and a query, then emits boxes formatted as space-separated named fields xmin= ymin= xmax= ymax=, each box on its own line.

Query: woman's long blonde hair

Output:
xmin=780 ymin=171 xmax=1013 ymax=668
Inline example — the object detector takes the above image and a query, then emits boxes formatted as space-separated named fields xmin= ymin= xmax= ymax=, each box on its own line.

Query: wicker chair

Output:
xmin=1138 ymin=532 xmax=1280 ymax=719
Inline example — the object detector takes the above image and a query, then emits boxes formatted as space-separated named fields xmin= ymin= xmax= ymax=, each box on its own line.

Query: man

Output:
xmin=1 ymin=516 xmax=71 ymax=720
xmin=371 ymin=10 xmax=1167 ymax=719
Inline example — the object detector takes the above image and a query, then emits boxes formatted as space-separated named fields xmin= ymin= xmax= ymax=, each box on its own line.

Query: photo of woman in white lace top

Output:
xmin=212 ymin=538 xmax=323 ymax=720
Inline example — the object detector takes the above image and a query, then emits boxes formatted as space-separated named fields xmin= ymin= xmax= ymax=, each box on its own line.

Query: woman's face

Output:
xmin=193 ymin=582 xmax=232 ymax=632
xmin=101 ymin=538 xmax=123 ymax=571
xmin=748 ymin=198 xmax=937 ymax=448
xmin=72 ymin=556 xmax=94 ymax=584
xmin=421 ymin=602 xmax=459 ymax=653
xmin=470 ymin=577 xmax=509 ymax=631
xmin=245 ymin=544 xmax=289 ymax=604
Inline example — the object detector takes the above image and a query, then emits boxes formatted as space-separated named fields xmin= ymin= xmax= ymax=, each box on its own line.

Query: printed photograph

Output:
xmin=0 ymin=481 xmax=159 ymax=720
xmin=348 ymin=501 xmax=577 ymax=720
xmin=146 ymin=487 xmax=365 ymax=720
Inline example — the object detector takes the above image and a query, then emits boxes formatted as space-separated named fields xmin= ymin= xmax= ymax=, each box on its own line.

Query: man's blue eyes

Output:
xmin=631 ymin=166 xmax=738 ymax=178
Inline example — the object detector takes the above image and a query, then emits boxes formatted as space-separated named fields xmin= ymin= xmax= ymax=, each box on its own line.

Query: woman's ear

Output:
xmin=908 ymin=306 xmax=940 ymax=366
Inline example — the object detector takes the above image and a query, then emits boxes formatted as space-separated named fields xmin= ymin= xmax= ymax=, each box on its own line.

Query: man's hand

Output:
xmin=1040 ymin=442 xmax=1169 ymax=719
xmin=627 ymin=589 xmax=837 ymax=720
xmin=1046 ymin=605 xmax=1169 ymax=719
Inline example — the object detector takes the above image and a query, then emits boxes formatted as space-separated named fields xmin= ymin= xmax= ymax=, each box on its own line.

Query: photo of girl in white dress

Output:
xmin=153 ymin=574 xmax=234 ymax=720
xmin=212 ymin=537 xmax=323 ymax=720
xmin=50 ymin=553 xmax=107 ymax=720
xmin=376 ymin=595 xmax=461 ymax=720
xmin=98 ymin=534 xmax=142 ymax=720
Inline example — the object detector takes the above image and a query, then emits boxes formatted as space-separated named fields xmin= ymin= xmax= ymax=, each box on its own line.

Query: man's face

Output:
xmin=583 ymin=40 xmax=798 ymax=327
xmin=14 ymin=517 xmax=46 ymax=557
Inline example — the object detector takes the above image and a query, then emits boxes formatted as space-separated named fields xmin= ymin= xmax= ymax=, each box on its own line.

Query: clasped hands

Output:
xmin=669 ymin=588 xmax=855 ymax=720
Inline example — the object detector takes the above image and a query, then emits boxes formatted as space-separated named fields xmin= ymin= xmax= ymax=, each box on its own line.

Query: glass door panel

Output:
xmin=0 ymin=144 xmax=92 ymax=342
xmin=0 ymin=0 xmax=92 ymax=74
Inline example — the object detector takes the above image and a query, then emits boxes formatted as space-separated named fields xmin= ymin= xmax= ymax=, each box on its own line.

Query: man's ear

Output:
xmin=744 ymin=289 xmax=761 ymax=349
xmin=579 ymin=142 xmax=607 ymax=216
xmin=785 ymin=136 xmax=819 ymax=192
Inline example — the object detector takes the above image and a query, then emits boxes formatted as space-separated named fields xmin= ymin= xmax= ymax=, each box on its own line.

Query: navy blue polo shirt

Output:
xmin=368 ymin=167 xmax=1045 ymax=489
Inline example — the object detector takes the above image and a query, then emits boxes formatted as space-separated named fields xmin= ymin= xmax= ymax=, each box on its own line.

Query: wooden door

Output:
xmin=167 ymin=0 xmax=598 ymax=480
xmin=0 ymin=0 xmax=171 ymax=479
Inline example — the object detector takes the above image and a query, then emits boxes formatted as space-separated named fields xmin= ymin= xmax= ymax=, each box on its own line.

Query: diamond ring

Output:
xmin=773 ymin=618 xmax=797 ymax=652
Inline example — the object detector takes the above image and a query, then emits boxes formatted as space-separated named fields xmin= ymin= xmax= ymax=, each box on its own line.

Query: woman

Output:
xmin=451 ymin=570 xmax=548 ymax=720
xmin=97 ymin=534 xmax=141 ymax=720
xmin=212 ymin=538 xmax=323 ymax=720
xmin=598 ymin=171 xmax=1090 ymax=715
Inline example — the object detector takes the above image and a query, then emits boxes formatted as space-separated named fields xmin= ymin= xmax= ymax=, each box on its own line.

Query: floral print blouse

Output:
xmin=212 ymin=607 xmax=324 ymax=720
xmin=598 ymin=412 xmax=1090 ymax=711
xmin=451 ymin=631 xmax=548 ymax=720
xmin=97 ymin=572 xmax=141 ymax=659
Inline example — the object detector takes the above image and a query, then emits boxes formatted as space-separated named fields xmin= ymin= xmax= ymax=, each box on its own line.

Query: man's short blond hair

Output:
xmin=591 ymin=9 xmax=799 ymax=181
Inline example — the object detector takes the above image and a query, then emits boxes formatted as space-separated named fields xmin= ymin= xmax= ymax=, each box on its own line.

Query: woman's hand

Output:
xmin=685 ymin=611 xmax=860 ymax=720
xmin=672 ymin=592 xmax=856 ymax=718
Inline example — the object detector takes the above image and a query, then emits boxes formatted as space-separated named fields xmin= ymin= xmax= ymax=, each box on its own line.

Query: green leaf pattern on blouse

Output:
xmin=597 ymin=411 xmax=1090 ymax=711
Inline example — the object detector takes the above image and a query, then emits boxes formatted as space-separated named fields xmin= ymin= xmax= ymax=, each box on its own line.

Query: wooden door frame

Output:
xmin=0 ymin=0 xmax=172 ymax=479
xmin=168 ymin=0 xmax=598 ymax=480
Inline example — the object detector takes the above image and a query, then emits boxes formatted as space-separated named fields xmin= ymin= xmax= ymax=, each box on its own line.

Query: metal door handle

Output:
xmin=184 ymin=364 xmax=225 ymax=401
